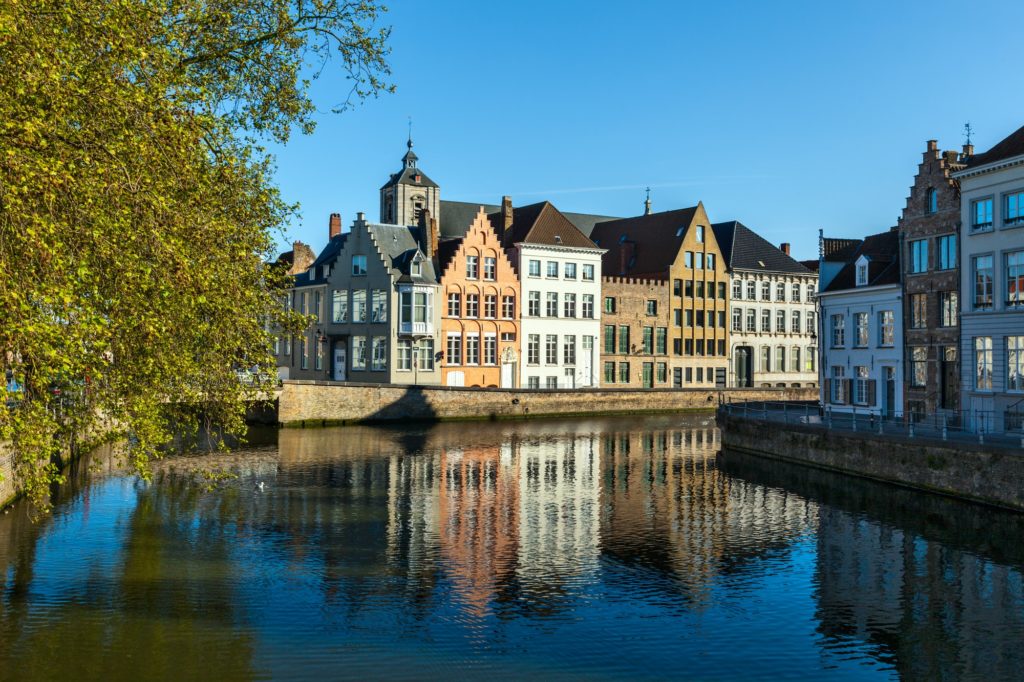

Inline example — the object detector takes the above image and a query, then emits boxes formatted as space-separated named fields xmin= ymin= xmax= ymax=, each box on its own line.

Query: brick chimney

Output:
xmin=418 ymin=208 xmax=436 ymax=259
xmin=962 ymin=143 xmax=974 ymax=160
xmin=780 ymin=242 xmax=791 ymax=256
xmin=498 ymin=196 xmax=514 ymax=245
xmin=329 ymin=212 xmax=342 ymax=239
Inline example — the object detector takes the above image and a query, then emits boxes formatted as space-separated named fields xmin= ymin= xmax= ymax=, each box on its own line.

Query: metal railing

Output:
xmin=720 ymin=400 xmax=1024 ymax=450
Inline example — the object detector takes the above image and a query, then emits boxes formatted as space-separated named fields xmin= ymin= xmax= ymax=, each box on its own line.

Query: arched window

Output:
xmin=926 ymin=188 xmax=937 ymax=214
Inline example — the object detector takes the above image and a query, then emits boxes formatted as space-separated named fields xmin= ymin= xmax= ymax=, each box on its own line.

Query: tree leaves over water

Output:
xmin=0 ymin=0 xmax=393 ymax=508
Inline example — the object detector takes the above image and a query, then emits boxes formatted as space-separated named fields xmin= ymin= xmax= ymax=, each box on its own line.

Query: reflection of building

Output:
xmin=815 ymin=506 xmax=1024 ymax=680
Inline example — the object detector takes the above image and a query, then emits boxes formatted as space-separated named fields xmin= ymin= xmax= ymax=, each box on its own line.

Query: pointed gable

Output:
xmin=487 ymin=201 xmax=598 ymax=249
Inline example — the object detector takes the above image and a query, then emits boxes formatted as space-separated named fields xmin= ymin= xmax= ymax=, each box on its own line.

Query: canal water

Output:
xmin=1 ymin=414 xmax=1023 ymax=681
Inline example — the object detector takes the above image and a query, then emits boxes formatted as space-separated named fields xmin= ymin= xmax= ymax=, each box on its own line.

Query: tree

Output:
xmin=0 ymin=0 xmax=393 ymax=508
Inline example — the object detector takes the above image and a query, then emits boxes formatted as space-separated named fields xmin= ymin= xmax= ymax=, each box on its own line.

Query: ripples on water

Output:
xmin=1 ymin=415 xmax=1024 ymax=681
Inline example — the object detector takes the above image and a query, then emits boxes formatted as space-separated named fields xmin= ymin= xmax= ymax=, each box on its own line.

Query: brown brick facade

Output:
xmin=600 ymin=276 xmax=671 ymax=387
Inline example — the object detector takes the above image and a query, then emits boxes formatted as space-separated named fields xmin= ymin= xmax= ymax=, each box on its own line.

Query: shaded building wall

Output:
xmin=599 ymin=276 xmax=671 ymax=387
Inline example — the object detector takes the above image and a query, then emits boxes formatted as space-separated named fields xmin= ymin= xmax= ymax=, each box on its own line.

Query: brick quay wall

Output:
xmin=718 ymin=409 xmax=1024 ymax=512
xmin=277 ymin=381 xmax=818 ymax=426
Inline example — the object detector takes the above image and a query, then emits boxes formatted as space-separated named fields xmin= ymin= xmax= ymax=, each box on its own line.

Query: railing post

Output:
xmin=942 ymin=415 xmax=948 ymax=441
xmin=979 ymin=422 xmax=984 ymax=445
xmin=852 ymin=407 xmax=857 ymax=432
xmin=908 ymin=421 xmax=915 ymax=439
xmin=877 ymin=414 xmax=883 ymax=435
xmin=827 ymin=406 xmax=832 ymax=429
xmin=783 ymin=402 xmax=788 ymax=423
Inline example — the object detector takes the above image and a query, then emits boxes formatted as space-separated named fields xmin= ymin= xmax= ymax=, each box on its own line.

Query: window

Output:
xmin=502 ymin=295 xmax=515 ymax=319
xmin=791 ymin=310 xmax=801 ymax=333
xmin=546 ymin=335 xmax=557 ymax=364
xmin=806 ymin=284 xmax=815 ymax=301
xmin=604 ymin=325 xmax=615 ymax=353
xmin=746 ymin=309 xmax=756 ymax=332
xmin=484 ymin=294 xmax=497 ymax=319
xmin=352 ymin=290 xmax=367 ymax=323
xmin=791 ymin=283 xmax=801 ymax=302
xmin=1006 ymin=250 xmax=1024 ymax=307
xmin=501 ymin=331 xmax=515 ymax=343
xmin=528 ymin=377 xmax=540 ymax=389
xmin=806 ymin=347 xmax=816 ymax=372
xmin=695 ymin=339 xmax=704 ymax=356
xmin=695 ymin=225 xmax=705 ymax=242
xmin=447 ymin=292 xmax=461 ymax=317
xmin=563 ymin=336 xmax=576 ymax=365
xmin=854 ymin=366 xmax=870 ymax=405
xmin=657 ymin=362 xmax=667 ymax=383
xmin=483 ymin=257 xmax=496 ymax=280
xmin=718 ymin=311 xmax=725 ymax=328
xmin=465 ymin=334 xmax=480 ymax=365
xmin=284 ymin=335 xmax=292 ymax=356
xmin=927 ymin=187 xmax=938 ymax=214
xmin=696 ymin=281 xmax=704 ymax=298
xmin=673 ymin=338 xmax=682 ymax=355
xmin=760 ymin=346 xmax=771 ymax=372
xmin=528 ymin=291 xmax=540 ymax=316
xmin=618 ymin=326 xmax=630 ymax=353
xmin=910 ymin=347 xmax=927 ymax=387
xmin=565 ymin=262 xmax=577 ymax=279
xmin=582 ymin=264 xmax=595 ymax=281
xmin=562 ymin=293 xmax=576 ymax=318
xmin=1008 ymin=336 xmax=1024 ymax=391
xmin=466 ymin=293 xmax=479 ymax=318
xmin=674 ymin=279 xmax=683 ymax=297
xmin=546 ymin=292 xmax=558 ymax=317
xmin=646 ymin=299 xmax=657 ymax=315
xmin=706 ymin=254 xmax=715 ymax=270
xmin=910 ymin=239 xmax=928 ymax=273
xmin=776 ymin=310 xmax=786 ymax=333
xmin=733 ymin=308 xmax=742 ymax=331
xmin=761 ymin=309 xmax=771 ymax=332
xmin=656 ymin=328 xmax=667 ymax=354
xmin=528 ymin=260 xmax=541 ymax=277
xmin=528 ymin=335 xmax=540 ymax=364
xmin=718 ymin=340 xmax=726 ymax=356
xmin=315 ymin=337 xmax=323 ymax=370
xmin=412 ymin=260 xmax=421 ymax=276
xmin=546 ymin=261 xmax=558 ymax=278
xmin=351 ymin=255 xmax=367 ymax=276
xmin=707 ymin=283 xmax=715 ymax=299
xmin=831 ymin=366 xmax=846 ymax=404
xmin=975 ymin=337 xmax=993 ymax=390
xmin=312 ymin=291 xmax=322 ymax=322
xmin=854 ymin=312 xmax=868 ymax=347
xmin=332 ymin=290 xmax=348 ymax=323
xmin=642 ymin=327 xmax=654 ymax=354
xmin=776 ymin=282 xmax=786 ymax=301
xmin=1007 ymin=191 xmax=1024 ymax=227
xmin=696 ymin=367 xmax=704 ymax=382
xmin=619 ymin=362 xmax=630 ymax=383
xmin=299 ymin=291 xmax=308 ymax=315
xmin=761 ymin=282 xmax=770 ymax=301
xmin=397 ymin=290 xmax=431 ymax=327
xmin=371 ymin=337 xmax=387 ymax=371
xmin=484 ymin=335 xmax=497 ymax=365
xmin=791 ymin=347 xmax=800 ymax=372
xmin=807 ymin=311 xmax=816 ymax=335
xmin=695 ymin=254 xmax=703 ymax=270
xmin=775 ymin=346 xmax=786 ymax=372
xmin=856 ymin=262 xmax=868 ymax=286
xmin=604 ymin=362 xmax=616 ymax=384
xmin=416 ymin=339 xmax=435 ymax=370
xmin=446 ymin=334 xmax=462 ymax=365
xmin=973 ymin=198 xmax=993 ymax=230
xmin=973 ymin=255 xmax=994 ymax=309
xmin=582 ymin=294 xmax=594 ymax=319
xmin=685 ymin=280 xmax=694 ymax=298
xmin=674 ymin=308 xmax=682 ymax=326
xmin=937 ymin=235 xmax=956 ymax=270
xmin=746 ymin=281 xmax=756 ymax=299
xmin=878 ymin=310 xmax=895 ymax=346
xmin=831 ymin=314 xmax=845 ymax=347
xmin=546 ymin=376 xmax=558 ymax=389
xmin=604 ymin=296 xmax=616 ymax=313
xmin=910 ymin=294 xmax=927 ymax=329
xmin=940 ymin=291 xmax=958 ymax=327
xmin=351 ymin=336 xmax=366 ymax=370
xmin=371 ymin=290 xmax=387 ymax=323
xmin=733 ymin=280 xmax=743 ymax=299
xmin=397 ymin=340 xmax=412 ymax=371
xmin=685 ymin=310 xmax=693 ymax=327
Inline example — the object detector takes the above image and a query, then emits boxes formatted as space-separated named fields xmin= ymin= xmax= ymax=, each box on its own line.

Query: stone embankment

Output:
xmin=276 ymin=381 xmax=818 ymax=426
xmin=0 ymin=447 xmax=15 ymax=508
xmin=718 ymin=407 xmax=1024 ymax=512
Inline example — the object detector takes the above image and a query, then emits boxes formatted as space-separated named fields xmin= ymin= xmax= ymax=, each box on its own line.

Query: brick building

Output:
xmin=899 ymin=139 xmax=966 ymax=418
xmin=599 ymin=276 xmax=671 ymax=387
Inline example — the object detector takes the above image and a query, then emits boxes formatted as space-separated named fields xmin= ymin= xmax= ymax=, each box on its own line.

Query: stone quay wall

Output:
xmin=0 ymin=446 xmax=15 ymax=508
xmin=278 ymin=381 xmax=818 ymax=426
xmin=718 ymin=409 xmax=1024 ymax=512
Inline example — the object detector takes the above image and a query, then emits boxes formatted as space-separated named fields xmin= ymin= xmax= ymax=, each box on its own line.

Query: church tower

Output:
xmin=379 ymin=135 xmax=440 ymax=226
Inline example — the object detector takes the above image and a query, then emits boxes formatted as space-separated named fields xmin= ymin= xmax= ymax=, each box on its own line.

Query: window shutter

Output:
xmin=867 ymin=379 xmax=877 ymax=407
xmin=823 ymin=379 xmax=831 ymax=404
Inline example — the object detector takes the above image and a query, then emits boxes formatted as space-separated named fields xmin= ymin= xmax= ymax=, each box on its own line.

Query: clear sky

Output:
xmin=268 ymin=0 xmax=1024 ymax=262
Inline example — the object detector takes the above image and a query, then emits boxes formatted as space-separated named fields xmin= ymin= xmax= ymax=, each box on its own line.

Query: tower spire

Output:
xmin=407 ymin=116 xmax=413 ymax=150
xmin=643 ymin=187 xmax=652 ymax=215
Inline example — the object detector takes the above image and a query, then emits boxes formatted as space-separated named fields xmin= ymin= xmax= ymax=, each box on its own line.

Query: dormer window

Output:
xmin=412 ymin=259 xmax=422 ymax=276
xmin=855 ymin=255 xmax=869 ymax=286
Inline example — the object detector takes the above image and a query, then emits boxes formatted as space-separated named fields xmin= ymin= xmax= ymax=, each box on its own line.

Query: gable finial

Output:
xmin=964 ymin=122 xmax=973 ymax=147
xmin=643 ymin=187 xmax=652 ymax=215
xmin=407 ymin=116 xmax=413 ymax=150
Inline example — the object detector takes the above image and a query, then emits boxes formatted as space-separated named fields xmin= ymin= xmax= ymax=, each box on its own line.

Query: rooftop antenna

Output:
xmin=963 ymin=122 xmax=973 ymax=147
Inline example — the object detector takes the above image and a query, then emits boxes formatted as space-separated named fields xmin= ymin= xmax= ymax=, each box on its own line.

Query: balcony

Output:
xmin=399 ymin=321 xmax=433 ymax=337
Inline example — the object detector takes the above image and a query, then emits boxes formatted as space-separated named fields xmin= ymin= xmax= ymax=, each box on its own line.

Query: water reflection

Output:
xmin=0 ymin=418 xmax=1021 ymax=680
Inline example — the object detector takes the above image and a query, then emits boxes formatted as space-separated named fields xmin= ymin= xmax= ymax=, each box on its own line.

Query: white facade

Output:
xmin=818 ymin=282 xmax=904 ymax=417
xmin=728 ymin=272 xmax=819 ymax=388
xmin=953 ymin=151 xmax=1024 ymax=431
xmin=514 ymin=243 xmax=603 ymax=388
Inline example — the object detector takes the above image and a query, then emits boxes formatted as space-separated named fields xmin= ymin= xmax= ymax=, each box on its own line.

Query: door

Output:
xmin=941 ymin=356 xmax=959 ymax=410
xmin=500 ymin=346 xmax=518 ymax=388
xmin=447 ymin=371 xmax=465 ymax=387
xmin=884 ymin=366 xmax=895 ymax=417
xmin=715 ymin=367 xmax=727 ymax=388
xmin=580 ymin=336 xmax=594 ymax=387
xmin=333 ymin=345 xmax=346 ymax=381
xmin=642 ymin=362 xmax=653 ymax=388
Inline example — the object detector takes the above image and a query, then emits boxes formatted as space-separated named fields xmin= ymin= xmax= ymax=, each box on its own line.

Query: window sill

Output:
xmin=971 ymin=226 xmax=994 ymax=233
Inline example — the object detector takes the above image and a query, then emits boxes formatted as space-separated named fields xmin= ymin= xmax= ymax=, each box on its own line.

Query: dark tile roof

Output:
xmin=436 ymin=236 xmax=463 ymax=276
xmin=822 ymin=237 xmax=862 ymax=261
xmin=367 ymin=223 xmax=438 ymax=284
xmin=967 ymin=124 xmax=1024 ymax=168
xmin=311 ymin=233 xmax=348 ymax=269
xmin=823 ymin=229 xmax=901 ymax=293
xmin=440 ymin=200 xmax=499 ymax=238
xmin=711 ymin=221 xmax=812 ymax=275
xmin=487 ymin=201 xmax=599 ymax=250
xmin=799 ymin=259 xmax=820 ymax=273
xmin=589 ymin=207 xmax=699 ymax=278
xmin=562 ymin=211 xmax=623 ymax=237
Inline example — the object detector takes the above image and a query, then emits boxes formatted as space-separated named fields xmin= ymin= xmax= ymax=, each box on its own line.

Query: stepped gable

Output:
xmin=711 ymin=221 xmax=812 ymax=274
xmin=590 ymin=206 xmax=700 ymax=278
xmin=365 ymin=222 xmax=437 ymax=284
xmin=823 ymin=229 xmax=901 ymax=292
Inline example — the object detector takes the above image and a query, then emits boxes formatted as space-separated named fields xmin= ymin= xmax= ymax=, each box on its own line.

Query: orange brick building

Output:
xmin=438 ymin=208 xmax=521 ymax=387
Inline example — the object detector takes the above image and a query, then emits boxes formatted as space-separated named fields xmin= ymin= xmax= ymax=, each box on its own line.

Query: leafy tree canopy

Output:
xmin=0 ymin=0 xmax=393 ymax=508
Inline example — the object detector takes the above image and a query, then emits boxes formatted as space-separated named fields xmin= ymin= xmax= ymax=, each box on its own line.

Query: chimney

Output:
xmin=927 ymin=139 xmax=938 ymax=151
xmin=499 ymin=196 xmax=513 ymax=244
xmin=780 ymin=242 xmax=791 ymax=256
xmin=329 ymin=212 xmax=341 ymax=239
xmin=419 ymin=208 xmax=435 ymax=259
xmin=962 ymin=143 xmax=974 ymax=160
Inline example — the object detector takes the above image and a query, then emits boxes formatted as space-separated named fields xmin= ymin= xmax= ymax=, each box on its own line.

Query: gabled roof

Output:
xmin=822 ymin=237 xmax=862 ymax=261
xmin=823 ymin=229 xmax=901 ymax=293
xmin=562 ymin=210 xmax=623 ymax=238
xmin=486 ymin=201 xmax=599 ymax=249
xmin=589 ymin=206 xmax=700 ymax=278
xmin=440 ymin=200 xmax=499 ymax=238
xmin=711 ymin=221 xmax=812 ymax=275
xmin=311 ymin=233 xmax=349 ymax=269
xmin=436 ymin=236 xmax=463 ymax=275
xmin=966 ymin=124 xmax=1024 ymax=168
xmin=366 ymin=223 xmax=438 ymax=284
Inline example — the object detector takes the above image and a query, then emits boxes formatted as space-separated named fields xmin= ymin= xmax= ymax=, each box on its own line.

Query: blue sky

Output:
xmin=269 ymin=0 xmax=1024 ymax=262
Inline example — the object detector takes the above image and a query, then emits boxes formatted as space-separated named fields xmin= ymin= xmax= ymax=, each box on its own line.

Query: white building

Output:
xmin=489 ymin=199 xmax=604 ymax=389
xmin=817 ymin=230 xmax=904 ymax=417
xmin=951 ymin=124 xmax=1024 ymax=432
xmin=713 ymin=221 xmax=819 ymax=388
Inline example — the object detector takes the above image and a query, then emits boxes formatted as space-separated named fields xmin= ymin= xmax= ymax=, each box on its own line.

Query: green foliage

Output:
xmin=0 ymin=0 xmax=392 ymax=508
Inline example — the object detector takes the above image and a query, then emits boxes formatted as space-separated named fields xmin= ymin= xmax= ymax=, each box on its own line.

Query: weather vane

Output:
xmin=964 ymin=122 xmax=973 ymax=146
